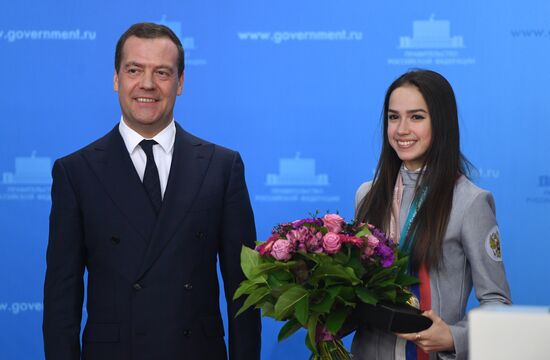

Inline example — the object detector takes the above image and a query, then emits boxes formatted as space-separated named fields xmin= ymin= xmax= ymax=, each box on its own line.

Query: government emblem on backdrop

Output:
xmin=0 ymin=152 xmax=51 ymax=201
xmin=388 ymin=15 xmax=476 ymax=66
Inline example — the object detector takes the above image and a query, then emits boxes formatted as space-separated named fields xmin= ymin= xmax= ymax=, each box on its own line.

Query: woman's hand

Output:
xmin=394 ymin=310 xmax=455 ymax=353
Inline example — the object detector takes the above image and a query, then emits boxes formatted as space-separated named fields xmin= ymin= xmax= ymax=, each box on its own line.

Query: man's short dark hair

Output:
xmin=115 ymin=22 xmax=185 ymax=77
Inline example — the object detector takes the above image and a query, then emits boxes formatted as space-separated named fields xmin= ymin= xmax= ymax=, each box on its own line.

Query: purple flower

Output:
xmin=291 ymin=218 xmax=323 ymax=229
xmin=315 ymin=323 xmax=336 ymax=343
xmin=370 ymin=226 xmax=393 ymax=246
xmin=376 ymin=244 xmax=395 ymax=268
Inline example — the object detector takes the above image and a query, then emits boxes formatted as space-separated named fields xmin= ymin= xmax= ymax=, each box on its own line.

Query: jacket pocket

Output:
xmin=83 ymin=323 xmax=120 ymax=343
xmin=201 ymin=316 xmax=225 ymax=337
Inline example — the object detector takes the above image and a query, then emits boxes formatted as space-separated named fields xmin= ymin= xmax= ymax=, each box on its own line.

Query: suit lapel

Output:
xmin=136 ymin=123 xmax=214 ymax=278
xmin=83 ymin=127 xmax=157 ymax=251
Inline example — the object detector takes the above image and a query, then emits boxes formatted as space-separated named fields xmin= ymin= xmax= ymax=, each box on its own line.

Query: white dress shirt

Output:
xmin=118 ymin=119 xmax=175 ymax=199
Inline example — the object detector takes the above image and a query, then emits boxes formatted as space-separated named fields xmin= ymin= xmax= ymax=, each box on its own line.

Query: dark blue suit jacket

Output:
xmin=43 ymin=124 xmax=261 ymax=360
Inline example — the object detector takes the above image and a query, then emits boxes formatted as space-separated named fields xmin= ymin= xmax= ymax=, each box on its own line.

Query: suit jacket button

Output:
xmin=110 ymin=236 xmax=120 ymax=245
xmin=183 ymin=283 xmax=193 ymax=290
xmin=133 ymin=283 xmax=142 ymax=291
xmin=195 ymin=231 xmax=205 ymax=239
xmin=183 ymin=330 xmax=191 ymax=337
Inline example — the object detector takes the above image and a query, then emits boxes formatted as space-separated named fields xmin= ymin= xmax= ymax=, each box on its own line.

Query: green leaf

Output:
xmin=367 ymin=268 xmax=393 ymax=285
xmin=295 ymin=295 xmax=309 ymax=326
xmin=260 ymin=302 xmax=275 ymax=317
xmin=240 ymin=246 xmax=264 ymax=280
xmin=233 ymin=279 xmax=259 ymax=300
xmin=355 ymin=287 xmax=378 ymax=305
xmin=326 ymin=286 xmax=342 ymax=299
xmin=394 ymin=255 xmax=409 ymax=268
xmin=344 ymin=267 xmax=361 ymax=283
xmin=298 ymin=252 xmax=322 ymax=265
xmin=383 ymin=288 xmax=397 ymax=302
xmin=306 ymin=314 xmax=319 ymax=355
xmin=270 ymin=283 xmax=295 ymax=299
xmin=311 ymin=264 xmax=360 ymax=285
xmin=335 ymin=296 xmax=356 ymax=307
xmin=250 ymin=276 xmax=269 ymax=285
xmin=272 ymin=268 xmax=294 ymax=282
xmin=274 ymin=285 xmax=309 ymax=320
xmin=252 ymin=261 xmax=297 ymax=277
xmin=396 ymin=273 xmax=419 ymax=287
xmin=338 ymin=286 xmax=355 ymax=302
xmin=332 ymin=251 xmax=349 ymax=265
xmin=267 ymin=271 xmax=291 ymax=288
xmin=278 ymin=318 xmax=302 ymax=342
xmin=346 ymin=256 xmax=366 ymax=279
xmin=305 ymin=330 xmax=316 ymax=354
xmin=322 ymin=278 xmax=349 ymax=287
xmin=355 ymin=226 xmax=371 ymax=238
xmin=235 ymin=287 xmax=270 ymax=317
xmin=325 ymin=307 xmax=350 ymax=334
xmin=310 ymin=293 xmax=336 ymax=314
xmin=378 ymin=279 xmax=398 ymax=288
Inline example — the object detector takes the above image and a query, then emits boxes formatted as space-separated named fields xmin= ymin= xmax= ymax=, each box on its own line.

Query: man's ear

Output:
xmin=114 ymin=70 xmax=119 ymax=92
xmin=177 ymin=72 xmax=184 ymax=96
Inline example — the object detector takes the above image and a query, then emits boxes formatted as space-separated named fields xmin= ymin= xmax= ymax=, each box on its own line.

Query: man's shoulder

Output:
xmin=55 ymin=126 xmax=118 ymax=165
xmin=175 ymin=123 xmax=239 ymax=159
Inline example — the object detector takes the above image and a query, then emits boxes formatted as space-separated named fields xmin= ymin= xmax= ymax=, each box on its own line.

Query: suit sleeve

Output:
xmin=43 ymin=159 xmax=85 ymax=360
xmin=440 ymin=191 xmax=512 ymax=360
xmin=219 ymin=152 xmax=261 ymax=360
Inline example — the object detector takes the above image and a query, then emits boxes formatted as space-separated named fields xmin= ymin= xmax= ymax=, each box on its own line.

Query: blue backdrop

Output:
xmin=1 ymin=1 xmax=549 ymax=358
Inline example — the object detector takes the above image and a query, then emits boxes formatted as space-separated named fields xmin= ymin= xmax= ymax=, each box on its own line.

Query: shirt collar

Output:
xmin=118 ymin=117 xmax=176 ymax=155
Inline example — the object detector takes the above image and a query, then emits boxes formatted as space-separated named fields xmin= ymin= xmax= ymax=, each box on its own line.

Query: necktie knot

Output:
xmin=140 ymin=139 xmax=158 ymax=157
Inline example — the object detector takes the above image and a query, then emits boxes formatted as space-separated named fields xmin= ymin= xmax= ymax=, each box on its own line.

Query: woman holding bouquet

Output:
xmin=351 ymin=69 xmax=511 ymax=360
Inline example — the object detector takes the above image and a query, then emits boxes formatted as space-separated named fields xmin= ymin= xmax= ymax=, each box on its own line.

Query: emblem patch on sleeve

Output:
xmin=485 ymin=226 xmax=502 ymax=261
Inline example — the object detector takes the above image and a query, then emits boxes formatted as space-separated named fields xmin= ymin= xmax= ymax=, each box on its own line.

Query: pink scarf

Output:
xmin=390 ymin=170 xmax=432 ymax=360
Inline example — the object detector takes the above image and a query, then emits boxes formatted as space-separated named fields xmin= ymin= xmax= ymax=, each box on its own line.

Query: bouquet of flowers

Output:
xmin=234 ymin=213 xmax=418 ymax=359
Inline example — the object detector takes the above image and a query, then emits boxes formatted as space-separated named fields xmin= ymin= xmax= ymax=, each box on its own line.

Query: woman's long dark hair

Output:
xmin=356 ymin=69 xmax=472 ymax=271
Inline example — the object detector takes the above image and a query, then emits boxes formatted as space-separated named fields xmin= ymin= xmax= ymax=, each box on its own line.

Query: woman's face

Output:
xmin=387 ymin=85 xmax=432 ymax=171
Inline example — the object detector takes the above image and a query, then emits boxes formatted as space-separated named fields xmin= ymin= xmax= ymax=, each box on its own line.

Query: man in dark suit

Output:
xmin=43 ymin=22 xmax=261 ymax=360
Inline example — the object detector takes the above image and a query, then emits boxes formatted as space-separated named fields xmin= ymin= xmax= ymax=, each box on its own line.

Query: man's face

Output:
xmin=114 ymin=36 xmax=183 ymax=137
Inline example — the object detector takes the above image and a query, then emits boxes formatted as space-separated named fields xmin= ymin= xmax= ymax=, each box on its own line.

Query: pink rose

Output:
xmin=363 ymin=235 xmax=380 ymax=258
xmin=367 ymin=235 xmax=380 ymax=248
xmin=271 ymin=239 xmax=293 ymax=260
xmin=323 ymin=214 xmax=344 ymax=233
xmin=363 ymin=247 xmax=375 ymax=257
xmin=322 ymin=232 xmax=342 ymax=254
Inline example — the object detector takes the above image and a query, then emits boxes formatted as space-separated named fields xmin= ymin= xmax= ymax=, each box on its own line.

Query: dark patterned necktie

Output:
xmin=139 ymin=139 xmax=162 ymax=214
